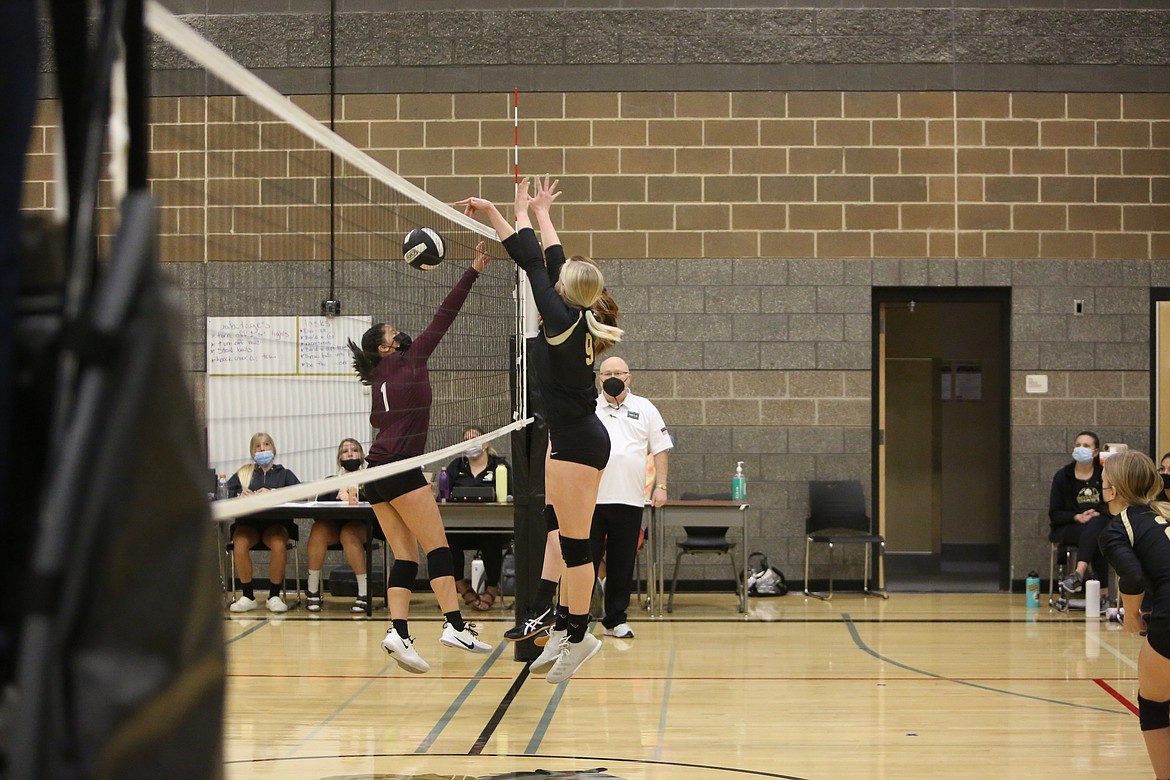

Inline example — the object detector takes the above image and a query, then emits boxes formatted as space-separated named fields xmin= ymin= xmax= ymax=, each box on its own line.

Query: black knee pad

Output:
xmin=388 ymin=560 xmax=418 ymax=590
xmin=544 ymin=504 xmax=559 ymax=532
xmin=560 ymin=535 xmax=592 ymax=568
xmin=426 ymin=547 xmax=455 ymax=580
xmin=1139 ymin=694 xmax=1170 ymax=731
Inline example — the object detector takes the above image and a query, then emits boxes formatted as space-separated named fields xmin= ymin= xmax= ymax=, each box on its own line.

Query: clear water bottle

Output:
xmin=437 ymin=468 xmax=450 ymax=501
xmin=216 ymin=473 xmax=229 ymax=500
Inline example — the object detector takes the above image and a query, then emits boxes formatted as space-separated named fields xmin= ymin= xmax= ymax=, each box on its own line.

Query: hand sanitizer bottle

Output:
xmin=732 ymin=461 xmax=747 ymax=501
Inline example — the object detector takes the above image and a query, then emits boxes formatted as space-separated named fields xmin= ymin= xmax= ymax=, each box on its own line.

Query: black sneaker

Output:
xmin=504 ymin=605 xmax=555 ymax=642
xmin=1059 ymin=571 xmax=1084 ymax=595
xmin=307 ymin=591 xmax=323 ymax=612
xmin=351 ymin=597 xmax=368 ymax=613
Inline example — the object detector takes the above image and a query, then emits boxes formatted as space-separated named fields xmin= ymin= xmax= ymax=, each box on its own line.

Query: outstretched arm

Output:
xmin=409 ymin=248 xmax=487 ymax=358
xmin=531 ymin=175 xmax=561 ymax=247
xmin=514 ymin=177 xmax=534 ymax=232
xmin=458 ymin=196 xmax=514 ymax=242
xmin=457 ymin=177 xmax=535 ymax=240
xmin=531 ymin=175 xmax=566 ymax=282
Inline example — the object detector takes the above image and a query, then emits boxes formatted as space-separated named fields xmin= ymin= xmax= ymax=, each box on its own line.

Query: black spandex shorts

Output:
xmin=364 ymin=459 xmax=429 ymax=505
xmin=549 ymin=415 xmax=610 ymax=470
xmin=1147 ymin=615 xmax=1170 ymax=659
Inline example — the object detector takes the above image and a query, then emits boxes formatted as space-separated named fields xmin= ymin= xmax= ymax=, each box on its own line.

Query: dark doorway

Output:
xmin=873 ymin=288 xmax=1011 ymax=592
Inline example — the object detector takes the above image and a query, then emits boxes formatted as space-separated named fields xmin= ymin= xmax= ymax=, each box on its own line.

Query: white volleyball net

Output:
xmin=143 ymin=1 xmax=529 ymax=519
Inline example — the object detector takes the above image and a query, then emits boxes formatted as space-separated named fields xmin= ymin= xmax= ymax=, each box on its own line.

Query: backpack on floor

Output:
xmin=499 ymin=546 xmax=516 ymax=596
xmin=746 ymin=552 xmax=788 ymax=596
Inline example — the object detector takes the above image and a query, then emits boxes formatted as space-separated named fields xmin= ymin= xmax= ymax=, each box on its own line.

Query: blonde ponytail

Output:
xmin=584 ymin=309 xmax=623 ymax=353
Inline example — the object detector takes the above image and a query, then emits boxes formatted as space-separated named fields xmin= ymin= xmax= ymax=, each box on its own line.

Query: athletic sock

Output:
xmin=393 ymin=619 xmax=409 ymax=638
xmin=554 ymin=604 xmax=570 ymax=631
xmin=241 ymin=581 xmax=255 ymax=600
xmin=268 ymin=580 xmax=282 ymax=599
xmin=536 ymin=578 xmax=557 ymax=606
xmin=567 ymin=613 xmax=589 ymax=643
xmin=445 ymin=611 xmax=466 ymax=631
xmin=307 ymin=569 xmax=321 ymax=594
xmin=356 ymin=573 xmax=368 ymax=598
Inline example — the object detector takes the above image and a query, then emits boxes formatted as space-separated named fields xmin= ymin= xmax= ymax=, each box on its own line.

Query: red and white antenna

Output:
xmin=513 ymin=88 xmax=520 ymax=185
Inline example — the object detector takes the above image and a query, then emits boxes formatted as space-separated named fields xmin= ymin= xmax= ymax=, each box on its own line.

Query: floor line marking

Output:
xmin=525 ymin=624 xmax=601 ymax=754
xmin=1099 ymin=635 xmax=1140 ymax=670
xmin=468 ymin=663 xmax=531 ymax=755
xmin=526 ymin=678 xmax=569 ymax=755
xmin=224 ymin=619 xmax=271 ymax=645
xmin=284 ymin=662 xmax=390 ymax=757
xmin=1094 ymin=678 xmax=1139 ymax=716
xmin=225 ymin=750 xmax=810 ymax=778
xmin=842 ymin=613 xmax=1127 ymax=715
xmin=654 ymin=647 xmax=676 ymax=761
xmin=414 ymin=642 xmax=506 ymax=754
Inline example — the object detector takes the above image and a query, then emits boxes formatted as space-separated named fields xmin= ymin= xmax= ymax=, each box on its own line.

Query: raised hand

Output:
xmin=472 ymin=239 xmax=492 ymax=273
xmin=532 ymin=174 xmax=560 ymax=214
xmin=456 ymin=196 xmax=494 ymax=218
xmin=455 ymin=195 xmax=514 ymax=241
xmin=514 ymin=176 xmax=532 ymax=219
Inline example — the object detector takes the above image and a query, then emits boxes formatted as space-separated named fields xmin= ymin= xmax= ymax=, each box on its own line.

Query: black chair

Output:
xmin=224 ymin=529 xmax=302 ymax=608
xmin=803 ymin=480 xmax=887 ymax=600
xmin=667 ymin=492 xmax=742 ymax=613
xmin=324 ymin=535 xmax=387 ymax=616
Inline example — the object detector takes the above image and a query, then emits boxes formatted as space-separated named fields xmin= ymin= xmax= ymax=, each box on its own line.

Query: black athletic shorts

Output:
xmin=364 ymin=458 xmax=429 ymax=505
xmin=1148 ymin=614 xmax=1170 ymax=659
xmin=549 ymin=414 xmax=611 ymax=470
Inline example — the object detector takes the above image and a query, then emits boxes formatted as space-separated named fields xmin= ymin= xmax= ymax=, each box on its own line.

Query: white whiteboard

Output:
xmin=207 ymin=316 xmax=373 ymax=481
xmin=208 ymin=315 xmax=369 ymax=376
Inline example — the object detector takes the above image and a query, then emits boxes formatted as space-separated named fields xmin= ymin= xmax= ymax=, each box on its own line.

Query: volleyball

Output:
xmin=402 ymin=227 xmax=445 ymax=270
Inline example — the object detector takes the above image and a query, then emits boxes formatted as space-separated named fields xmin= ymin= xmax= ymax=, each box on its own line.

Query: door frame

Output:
xmin=872 ymin=287 xmax=1013 ymax=590
xmin=1150 ymin=289 xmax=1170 ymax=464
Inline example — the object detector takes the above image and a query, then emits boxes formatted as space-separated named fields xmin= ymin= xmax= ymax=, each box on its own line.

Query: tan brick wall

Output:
xmin=21 ymin=91 xmax=1170 ymax=262
xmin=639 ymin=369 xmax=870 ymax=428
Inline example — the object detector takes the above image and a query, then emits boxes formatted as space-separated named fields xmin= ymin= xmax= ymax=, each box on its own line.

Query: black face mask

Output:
xmin=1162 ymin=473 xmax=1170 ymax=491
xmin=602 ymin=377 xmax=626 ymax=397
xmin=392 ymin=331 xmax=412 ymax=351
xmin=340 ymin=459 xmax=363 ymax=472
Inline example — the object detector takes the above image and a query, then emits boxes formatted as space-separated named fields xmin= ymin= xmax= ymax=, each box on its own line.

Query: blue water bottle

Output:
xmin=1025 ymin=570 xmax=1040 ymax=608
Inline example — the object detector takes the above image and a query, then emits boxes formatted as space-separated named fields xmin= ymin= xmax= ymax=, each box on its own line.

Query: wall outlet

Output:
xmin=1073 ymin=299 xmax=1085 ymax=315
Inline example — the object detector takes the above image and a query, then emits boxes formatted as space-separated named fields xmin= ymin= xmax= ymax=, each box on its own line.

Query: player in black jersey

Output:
xmin=1099 ymin=450 xmax=1170 ymax=778
xmin=460 ymin=177 xmax=624 ymax=682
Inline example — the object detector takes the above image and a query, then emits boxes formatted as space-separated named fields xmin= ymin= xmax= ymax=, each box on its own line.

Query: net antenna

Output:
xmin=144 ymin=0 xmax=532 ymax=518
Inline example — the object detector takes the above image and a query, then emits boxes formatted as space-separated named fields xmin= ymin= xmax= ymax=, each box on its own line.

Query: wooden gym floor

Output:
xmin=222 ymin=592 xmax=1146 ymax=779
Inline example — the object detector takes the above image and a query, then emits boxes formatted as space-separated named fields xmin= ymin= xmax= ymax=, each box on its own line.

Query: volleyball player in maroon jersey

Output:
xmin=347 ymin=242 xmax=492 ymax=674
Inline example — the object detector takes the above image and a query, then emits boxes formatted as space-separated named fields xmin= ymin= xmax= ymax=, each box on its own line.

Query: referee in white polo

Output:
xmin=591 ymin=356 xmax=673 ymax=639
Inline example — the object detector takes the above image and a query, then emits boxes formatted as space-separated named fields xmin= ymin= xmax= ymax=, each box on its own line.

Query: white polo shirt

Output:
xmin=595 ymin=390 xmax=673 ymax=507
